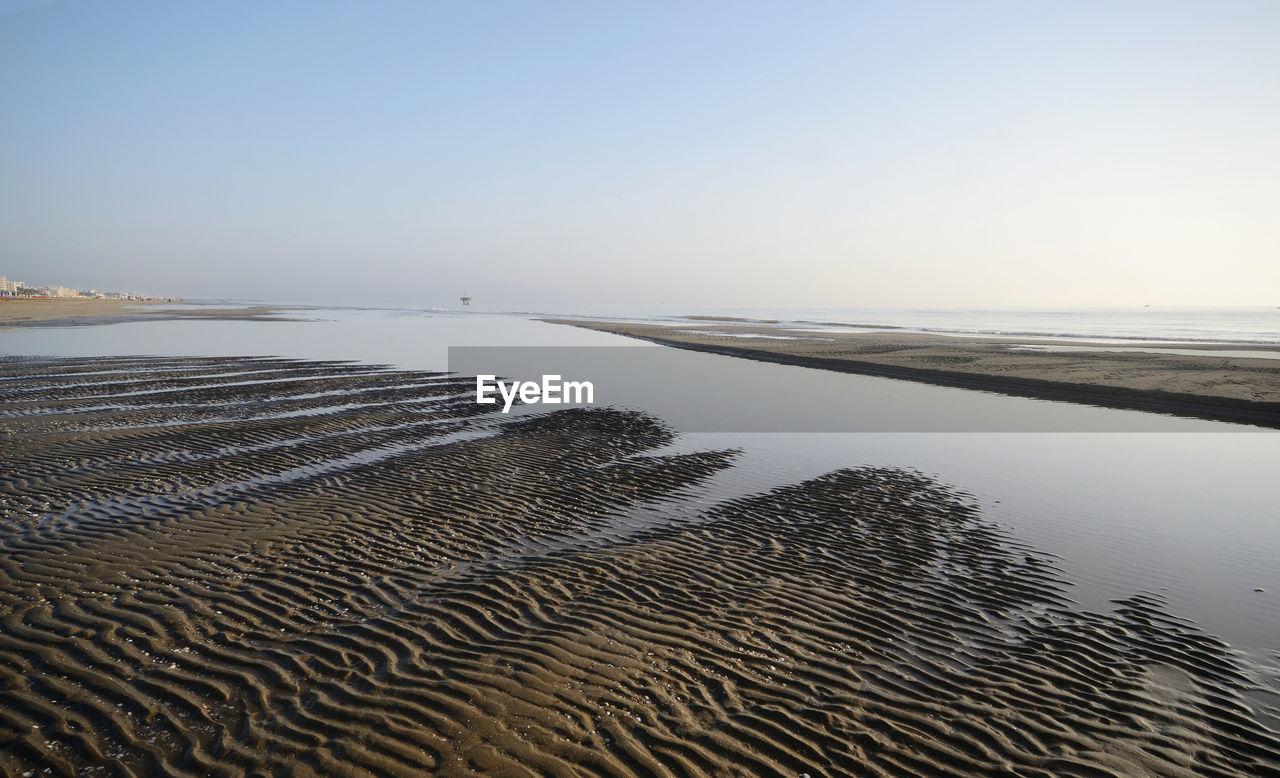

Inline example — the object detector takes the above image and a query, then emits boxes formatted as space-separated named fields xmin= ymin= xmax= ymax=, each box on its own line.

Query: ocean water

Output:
xmin=3 ymin=306 xmax=1279 ymax=718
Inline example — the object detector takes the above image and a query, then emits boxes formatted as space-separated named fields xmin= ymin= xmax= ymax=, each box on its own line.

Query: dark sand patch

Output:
xmin=1 ymin=357 xmax=1278 ymax=776
xmin=546 ymin=319 xmax=1280 ymax=428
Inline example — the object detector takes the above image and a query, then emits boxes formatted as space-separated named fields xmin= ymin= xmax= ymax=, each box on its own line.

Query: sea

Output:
xmin=3 ymin=303 xmax=1279 ymax=723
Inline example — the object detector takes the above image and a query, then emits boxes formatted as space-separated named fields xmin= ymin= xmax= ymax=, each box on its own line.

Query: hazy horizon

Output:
xmin=2 ymin=1 xmax=1277 ymax=308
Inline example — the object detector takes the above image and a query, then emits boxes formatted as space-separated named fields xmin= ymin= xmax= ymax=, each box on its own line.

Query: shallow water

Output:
xmin=3 ymin=307 xmax=1278 ymax=699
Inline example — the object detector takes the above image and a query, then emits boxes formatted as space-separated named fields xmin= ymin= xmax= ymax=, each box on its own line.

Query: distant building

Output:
xmin=0 ymin=278 xmax=143 ymax=298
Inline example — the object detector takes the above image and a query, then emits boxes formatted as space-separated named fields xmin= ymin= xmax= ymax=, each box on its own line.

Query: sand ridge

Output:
xmin=546 ymin=319 xmax=1280 ymax=428
xmin=1 ymin=356 xmax=1278 ymax=776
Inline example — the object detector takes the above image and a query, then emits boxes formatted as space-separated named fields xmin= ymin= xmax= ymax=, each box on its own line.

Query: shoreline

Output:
xmin=546 ymin=318 xmax=1280 ymax=429
xmin=0 ymin=298 xmax=304 ymax=327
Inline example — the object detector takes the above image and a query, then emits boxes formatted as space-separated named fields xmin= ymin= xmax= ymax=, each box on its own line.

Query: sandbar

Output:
xmin=547 ymin=319 xmax=1280 ymax=428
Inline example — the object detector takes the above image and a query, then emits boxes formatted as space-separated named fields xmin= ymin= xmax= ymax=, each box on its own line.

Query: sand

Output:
xmin=547 ymin=319 xmax=1280 ymax=428
xmin=1 ymin=355 xmax=1278 ymax=776
xmin=0 ymin=298 xmax=299 ymax=327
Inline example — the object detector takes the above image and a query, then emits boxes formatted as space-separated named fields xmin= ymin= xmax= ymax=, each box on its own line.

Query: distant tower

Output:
xmin=460 ymin=291 xmax=472 ymax=306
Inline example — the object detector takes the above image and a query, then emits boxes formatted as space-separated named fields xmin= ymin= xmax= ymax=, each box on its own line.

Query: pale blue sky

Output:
xmin=2 ymin=1 xmax=1277 ymax=307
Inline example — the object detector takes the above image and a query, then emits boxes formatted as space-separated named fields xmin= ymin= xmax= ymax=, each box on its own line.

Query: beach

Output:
xmin=0 ymin=299 xmax=297 ymax=327
xmin=2 ymin=351 xmax=1279 ymax=776
xmin=547 ymin=319 xmax=1280 ymax=429
xmin=7 ymin=0 xmax=1279 ymax=773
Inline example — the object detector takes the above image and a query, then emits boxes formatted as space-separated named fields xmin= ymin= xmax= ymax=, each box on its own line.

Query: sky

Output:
xmin=1 ymin=0 xmax=1277 ymax=309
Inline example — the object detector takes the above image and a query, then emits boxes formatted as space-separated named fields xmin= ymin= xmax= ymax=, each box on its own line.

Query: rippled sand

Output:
xmin=1 ymin=356 xmax=1277 ymax=776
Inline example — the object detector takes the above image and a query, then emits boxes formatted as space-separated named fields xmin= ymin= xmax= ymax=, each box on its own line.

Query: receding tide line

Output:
xmin=0 ymin=355 xmax=1277 ymax=776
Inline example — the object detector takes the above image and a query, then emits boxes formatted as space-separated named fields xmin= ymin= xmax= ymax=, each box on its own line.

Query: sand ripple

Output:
xmin=1 ymin=356 xmax=1277 ymax=776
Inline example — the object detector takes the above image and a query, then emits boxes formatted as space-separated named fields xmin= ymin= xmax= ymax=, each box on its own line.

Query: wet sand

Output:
xmin=0 ymin=299 xmax=300 ymax=327
xmin=2 ymin=356 xmax=1278 ymax=775
xmin=548 ymin=319 xmax=1280 ymax=428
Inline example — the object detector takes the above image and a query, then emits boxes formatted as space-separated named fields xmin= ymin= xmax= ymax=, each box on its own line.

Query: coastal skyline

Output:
xmin=2 ymin=1 xmax=1278 ymax=308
